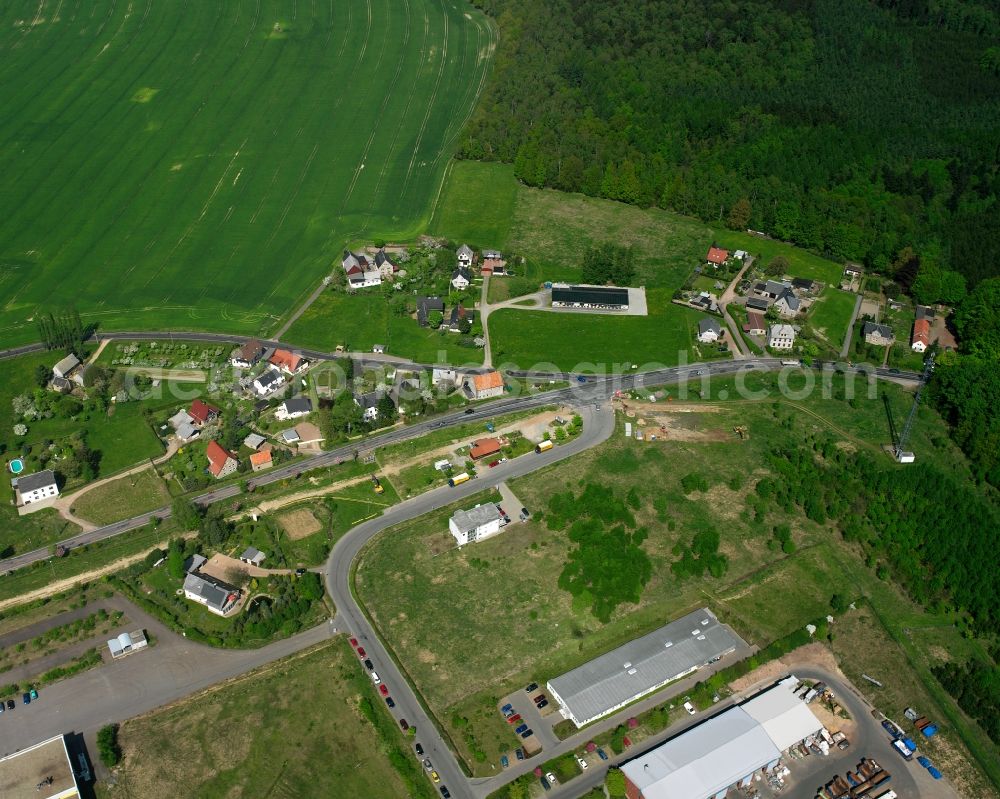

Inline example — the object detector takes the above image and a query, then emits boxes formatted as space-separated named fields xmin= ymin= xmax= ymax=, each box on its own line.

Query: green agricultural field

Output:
xmin=105 ymin=641 xmax=427 ymax=799
xmin=429 ymin=160 xmax=519 ymax=247
xmin=0 ymin=0 xmax=495 ymax=347
xmin=356 ymin=374 xmax=969 ymax=774
xmin=808 ymin=287 xmax=858 ymax=348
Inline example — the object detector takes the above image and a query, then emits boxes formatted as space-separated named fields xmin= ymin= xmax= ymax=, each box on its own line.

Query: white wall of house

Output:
xmin=448 ymin=516 xmax=502 ymax=546
xmin=20 ymin=483 xmax=59 ymax=505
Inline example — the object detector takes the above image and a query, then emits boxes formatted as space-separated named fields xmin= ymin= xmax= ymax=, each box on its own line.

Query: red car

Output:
xmin=357 ymin=647 xmax=366 ymax=658
xmin=379 ymin=684 xmax=389 ymax=696
xmin=488 ymin=460 xmax=500 ymax=468
xmin=350 ymin=637 xmax=358 ymax=647
xmin=507 ymin=714 xmax=521 ymax=725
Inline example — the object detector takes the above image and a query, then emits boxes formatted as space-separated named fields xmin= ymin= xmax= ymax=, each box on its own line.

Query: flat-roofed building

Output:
xmin=551 ymin=284 xmax=629 ymax=310
xmin=547 ymin=608 xmax=743 ymax=727
xmin=0 ymin=734 xmax=80 ymax=799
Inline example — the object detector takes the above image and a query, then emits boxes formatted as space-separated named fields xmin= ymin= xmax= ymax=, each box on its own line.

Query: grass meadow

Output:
xmin=429 ymin=160 xmax=520 ymax=247
xmin=355 ymin=374 xmax=976 ymax=775
xmin=0 ymin=0 xmax=494 ymax=346
xmin=808 ymin=287 xmax=858 ymax=348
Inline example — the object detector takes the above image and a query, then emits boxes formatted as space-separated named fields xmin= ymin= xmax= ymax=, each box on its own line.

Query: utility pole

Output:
xmin=894 ymin=353 xmax=935 ymax=463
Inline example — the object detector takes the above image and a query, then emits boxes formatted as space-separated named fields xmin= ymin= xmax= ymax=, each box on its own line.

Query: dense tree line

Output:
xmin=580 ymin=243 xmax=635 ymax=286
xmin=932 ymin=656 xmax=1000 ymax=744
xmin=463 ymin=0 xmax=1000 ymax=296
xmin=36 ymin=308 xmax=87 ymax=352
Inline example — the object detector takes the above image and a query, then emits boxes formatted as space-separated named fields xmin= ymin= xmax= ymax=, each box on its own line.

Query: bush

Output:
xmin=97 ymin=723 xmax=122 ymax=767
xmin=680 ymin=472 xmax=710 ymax=494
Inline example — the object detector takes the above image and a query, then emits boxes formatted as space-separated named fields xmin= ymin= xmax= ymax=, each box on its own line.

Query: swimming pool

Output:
xmin=8 ymin=458 xmax=24 ymax=475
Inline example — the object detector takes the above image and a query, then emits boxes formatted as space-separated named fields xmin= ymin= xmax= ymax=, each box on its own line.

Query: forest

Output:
xmin=463 ymin=0 xmax=1000 ymax=299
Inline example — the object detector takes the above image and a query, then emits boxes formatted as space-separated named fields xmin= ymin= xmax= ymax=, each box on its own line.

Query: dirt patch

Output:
xmin=278 ymin=508 xmax=323 ymax=539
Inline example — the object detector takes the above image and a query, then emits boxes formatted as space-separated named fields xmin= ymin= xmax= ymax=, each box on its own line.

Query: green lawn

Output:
xmin=70 ymin=468 xmax=172 ymax=526
xmin=429 ymin=160 xmax=519 ymax=247
xmin=807 ymin=287 xmax=858 ymax=348
xmin=104 ymin=641 xmax=425 ymax=799
xmin=0 ymin=0 xmax=494 ymax=347
xmin=709 ymin=228 xmax=844 ymax=285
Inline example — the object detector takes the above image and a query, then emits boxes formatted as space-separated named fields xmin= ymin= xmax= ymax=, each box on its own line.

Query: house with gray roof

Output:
xmin=456 ymin=243 xmax=474 ymax=266
xmin=451 ymin=266 xmax=472 ymax=290
xmin=182 ymin=569 xmax=241 ymax=616
xmin=697 ymin=318 xmax=722 ymax=343
xmin=14 ymin=469 xmax=59 ymax=507
xmin=239 ymin=547 xmax=266 ymax=567
xmin=243 ymin=432 xmax=266 ymax=450
xmin=52 ymin=354 xmax=80 ymax=380
xmin=449 ymin=504 xmax=502 ymax=546
xmin=417 ymin=296 xmax=444 ymax=327
xmin=863 ymin=321 xmax=894 ymax=346
xmin=276 ymin=397 xmax=312 ymax=421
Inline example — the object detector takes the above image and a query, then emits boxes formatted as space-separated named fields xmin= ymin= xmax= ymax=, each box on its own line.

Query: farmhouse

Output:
xmin=744 ymin=311 xmax=767 ymax=336
xmin=706 ymin=246 xmax=729 ymax=266
xmin=52 ymin=353 xmax=80 ymax=380
xmin=768 ymin=324 xmax=796 ymax=350
xmin=449 ymin=503 xmax=502 ymax=546
xmin=269 ymin=349 xmax=307 ymax=374
xmin=481 ymin=249 xmax=505 ymax=274
xmin=456 ymin=243 xmax=474 ymax=266
xmin=14 ymin=469 xmax=59 ymax=507
xmin=206 ymin=441 xmax=238 ymax=479
xmin=253 ymin=367 xmax=285 ymax=396
xmin=0 ymin=733 xmax=81 ymax=799
xmin=189 ymin=399 xmax=219 ymax=426
xmin=451 ymin=266 xmax=472 ymax=290
xmin=697 ymin=318 xmax=722 ymax=344
xmin=240 ymin=546 xmax=266 ymax=566
xmin=231 ymin=338 xmax=264 ymax=368
xmin=250 ymin=450 xmax=273 ymax=472
xmin=469 ymin=437 xmax=502 ymax=460
xmin=546 ymin=608 xmax=743 ymax=728
xmin=276 ymin=397 xmax=312 ymax=420
xmin=183 ymin=569 xmax=241 ymax=616
xmin=417 ymin=296 xmax=445 ymax=326
xmin=621 ymin=680 xmax=824 ymax=799
xmin=911 ymin=318 xmax=931 ymax=352
xmin=465 ymin=371 xmax=504 ymax=400
xmin=551 ymin=284 xmax=629 ymax=310
xmin=343 ymin=250 xmax=381 ymax=288
xmin=374 ymin=247 xmax=399 ymax=279
xmin=862 ymin=321 xmax=894 ymax=346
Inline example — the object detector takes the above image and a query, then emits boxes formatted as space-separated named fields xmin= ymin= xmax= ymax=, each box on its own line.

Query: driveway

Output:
xmin=718 ymin=256 xmax=754 ymax=359
xmin=840 ymin=294 xmax=864 ymax=358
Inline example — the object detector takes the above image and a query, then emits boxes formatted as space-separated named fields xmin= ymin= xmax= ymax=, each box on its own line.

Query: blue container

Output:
xmin=928 ymin=766 xmax=943 ymax=780
xmin=917 ymin=756 xmax=931 ymax=768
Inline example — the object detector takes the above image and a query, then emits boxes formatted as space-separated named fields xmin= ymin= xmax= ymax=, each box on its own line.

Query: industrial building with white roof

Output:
xmin=621 ymin=679 xmax=824 ymax=799
xmin=546 ymin=608 xmax=743 ymax=727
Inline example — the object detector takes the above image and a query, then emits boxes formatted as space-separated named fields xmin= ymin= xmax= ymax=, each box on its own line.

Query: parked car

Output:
xmin=533 ymin=694 xmax=545 ymax=703
xmin=514 ymin=723 xmax=528 ymax=734
xmin=423 ymin=759 xmax=433 ymax=772
xmin=440 ymin=787 xmax=451 ymax=798
xmin=294 ymin=568 xmax=306 ymax=576
xmin=546 ymin=771 xmax=557 ymax=785
xmin=488 ymin=460 xmax=500 ymax=468
xmin=364 ymin=659 xmax=374 ymax=671
xmin=0 ymin=703 xmax=4 ymax=714
xmin=385 ymin=697 xmax=396 ymax=708
xmin=379 ymin=684 xmax=389 ymax=696
xmin=5 ymin=699 xmax=13 ymax=710
xmin=576 ymin=755 xmax=588 ymax=770
xmin=515 ymin=748 xmax=524 ymax=761
xmin=501 ymin=703 xmax=513 ymax=714
xmin=415 ymin=743 xmax=424 ymax=756
xmin=540 ymin=776 xmax=551 ymax=791
xmin=525 ymin=682 xmax=538 ymax=693
xmin=500 ymin=755 xmax=509 ymax=769
xmin=596 ymin=747 xmax=608 ymax=761
xmin=22 ymin=693 xmax=30 ymax=705
xmin=399 ymin=718 xmax=409 ymax=731
xmin=430 ymin=770 xmax=439 ymax=782
xmin=520 ymin=507 xmax=530 ymax=519
xmin=520 ymin=729 xmax=533 ymax=739
xmin=536 ymin=700 xmax=548 ymax=709
xmin=371 ymin=671 xmax=381 ymax=685
xmin=350 ymin=637 xmax=358 ymax=647
xmin=683 ymin=701 xmax=696 ymax=715
xmin=507 ymin=714 xmax=521 ymax=725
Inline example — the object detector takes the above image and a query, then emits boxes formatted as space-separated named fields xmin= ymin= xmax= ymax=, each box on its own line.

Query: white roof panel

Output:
xmin=742 ymin=682 xmax=823 ymax=752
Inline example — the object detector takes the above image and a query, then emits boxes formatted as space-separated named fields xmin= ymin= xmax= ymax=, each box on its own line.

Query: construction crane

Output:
xmin=893 ymin=354 xmax=936 ymax=463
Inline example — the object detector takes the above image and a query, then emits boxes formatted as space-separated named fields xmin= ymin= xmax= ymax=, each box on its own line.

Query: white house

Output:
xmin=342 ymin=250 xmax=382 ymax=288
xmin=432 ymin=368 xmax=459 ymax=387
xmin=911 ymin=319 xmax=931 ymax=352
xmin=773 ymin=289 xmax=801 ymax=317
xmin=275 ymin=397 xmax=312 ymax=421
xmin=253 ymin=366 xmax=285 ymax=396
xmin=374 ymin=248 xmax=399 ymax=279
xmin=768 ymin=324 xmax=796 ymax=350
xmin=449 ymin=504 xmax=502 ymax=546
xmin=354 ymin=391 xmax=384 ymax=422
xmin=697 ymin=318 xmax=722 ymax=344
xmin=14 ymin=469 xmax=59 ymax=506
xmin=451 ymin=266 xmax=472 ymax=290
xmin=231 ymin=339 xmax=264 ymax=368
xmin=183 ymin=570 xmax=241 ymax=616
xmin=456 ymin=243 xmax=474 ymax=267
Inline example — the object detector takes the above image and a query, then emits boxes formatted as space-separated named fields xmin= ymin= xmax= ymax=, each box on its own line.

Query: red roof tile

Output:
xmin=270 ymin=349 xmax=304 ymax=372
xmin=706 ymin=246 xmax=729 ymax=265
xmin=206 ymin=440 xmax=234 ymax=476
xmin=189 ymin=399 xmax=219 ymax=424
xmin=912 ymin=318 xmax=931 ymax=347
xmin=470 ymin=438 xmax=502 ymax=459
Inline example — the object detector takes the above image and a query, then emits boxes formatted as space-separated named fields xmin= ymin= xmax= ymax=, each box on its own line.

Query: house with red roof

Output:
xmin=911 ymin=318 xmax=931 ymax=352
xmin=470 ymin=438 xmax=502 ymax=460
xmin=206 ymin=441 xmax=238 ymax=479
xmin=706 ymin=246 xmax=729 ymax=266
xmin=465 ymin=371 xmax=504 ymax=400
xmin=269 ymin=349 xmax=308 ymax=375
xmin=342 ymin=250 xmax=381 ymax=288
xmin=250 ymin=450 xmax=273 ymax=472
xmin=189 ymin=399 xmax=220 ymax=426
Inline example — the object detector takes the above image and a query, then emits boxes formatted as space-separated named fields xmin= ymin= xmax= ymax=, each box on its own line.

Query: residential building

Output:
xmin=481 ymin=249 xmax=504 ymax=274
xmin=269 ymin=348 xmax=307 ymax=374
xmin=706 ymin=246 xmax=729 ymax=266
xmin=417 ymin=296 xmax=444 ymax=326
xmin=466 ymin=371 xmax=504 ymax=400
xmin=744 ymin=311 xmax=766 ymax=336
xmin=760 ymin=280 xmax=789 ymax=299
xmin=169 ymin=409 xmax=195 ymax=430
xmin=250 ymin=450 xmax=273 ymax=472
xmin=551 ymin=284 xmax=629 ymax=310
xmin=183 ymin=569 xmax=241 ymax=616
xmin=0 ymin=734 xmax=81 ymax=799
xmin=692 ymin=293 xmax=717 ymax=312
xmin=451 ymin=266 xmax=472 ymax=290
xmin=791 ymin=277 xmax=815 ymax=292
xmin=547 ymin=608 xmax=743 ymax=728
xmin=844 ymin=264 xmax=862 ymax=277
xmin=189 ymin=399 xmax=219 ymax=426
xmin=621 ymin=680 xmax=823 ymax=799
xmin=14 ymin=469 xmax=59 ymax=506
xmin=862 ymin=321 xmax=894 ymax=346
xmin=432 ymin=367 xmax=458 ymax=387
xmin=768 ymin=324 xmax=796 ymax=350
xmin=276 ymin=397 xmax=312 ymax=420
xmin=448 ymin=304 xmax=473 ymax=332
xmin=253 ymin=367 xmax=284 ymax=396
xmin=231 ymin=338 xmax=264 ymax=368
xmin=206 ymin=440 xmax=238 ymax=479
xmin=239 ymin=547 xmax=266 ymax=566
xmin=374 ymin=247 xmax=399 ymax=279
xmin=911 ymin=318 xmax=931 ymax=352
xmin=733 ymin=249 xmax=747 ymax=260
xmin=469 ymin=437 xmax=502 ymax=460
xmin=50 ymin=375 xmax=72 ymax=393
xmin=342 ymin=249 xmax=381 ymax=288
xmin=354 ymin=391 xmax=385 ymax=422
xmin=746 ymin=297 xmax=769 ymax=312
xmin=456 ymin=243 xmax=474 ymax=266
xmin=697 ymin=318 xmax=722 ymax=344
xmin=52 ymin=353 xmax=80 ymax=380
xmin=107 ymin=629 xmax=148 ymax=659
xmin=280 ymin=428 xmax=301 ymax=445
xmin=243 ymin=432 xmax=266 ymax=450
xmin=175 ymin=421 xmax=200 ymax=442
xmin=372 ymin=343 xmax=386 ymax=354
xmin=483 ymin=248 xmax=502 ymax=261
xmin=449 ymin=503 xmax=502 ymax=546
xmin=774 ymin=289 xmax=801 ymax=317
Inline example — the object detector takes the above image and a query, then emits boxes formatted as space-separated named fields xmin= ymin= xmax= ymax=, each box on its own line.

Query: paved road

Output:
xmin=718 ymin=256 xmax=754 ymax=358
xmin=323 ymin=405 xmax=616 ymax=798
xmin=840 ymin=293 xmax=864 ymax=358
